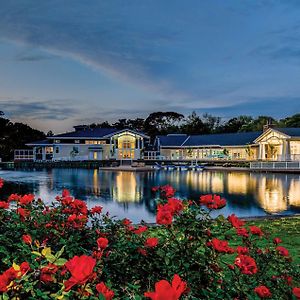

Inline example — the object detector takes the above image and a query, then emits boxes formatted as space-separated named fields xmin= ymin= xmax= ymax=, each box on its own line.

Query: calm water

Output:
xmin=0 ymin=168 xmax=300 ymax=223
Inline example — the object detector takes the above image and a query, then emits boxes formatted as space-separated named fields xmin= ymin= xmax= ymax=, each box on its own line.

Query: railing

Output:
xmin=250 ymin=161 xmax=300 ymax=170
xmin=277 ymin=154 xmax=300 ymax=161
xmin=14 ymin=150 xmax=34 ymax=161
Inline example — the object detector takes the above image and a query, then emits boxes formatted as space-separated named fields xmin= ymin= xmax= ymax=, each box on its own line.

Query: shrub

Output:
xmin=0 ymin=179 xmax=299 ymax=299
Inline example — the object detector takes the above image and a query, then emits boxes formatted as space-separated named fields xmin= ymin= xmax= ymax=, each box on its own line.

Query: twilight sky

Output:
xmin=0 ymin=1 xmax=300 ymax=133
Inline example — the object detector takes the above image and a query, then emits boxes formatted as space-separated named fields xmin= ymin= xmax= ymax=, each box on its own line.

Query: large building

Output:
xmin=15 ymin=126 xmax=300 ymax=162
xmin=17 ymin=126 xmax=149 ymax=161
xmin=155 ymin=127 xmax=300 ymax=161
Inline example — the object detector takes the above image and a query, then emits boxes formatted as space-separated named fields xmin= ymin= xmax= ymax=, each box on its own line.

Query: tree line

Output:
xmin=89 ymin=111 xmax=300 ymax=138
xmin=0 ymin=110 xmax=299 ymax=161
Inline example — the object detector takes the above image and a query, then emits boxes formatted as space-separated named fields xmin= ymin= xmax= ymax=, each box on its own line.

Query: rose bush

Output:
xmin=0 ymin=179 xmax=299 ymax=299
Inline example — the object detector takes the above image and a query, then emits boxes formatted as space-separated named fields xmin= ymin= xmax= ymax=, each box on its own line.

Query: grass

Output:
xmin=248 ymin=217 xmax=300 ymax=264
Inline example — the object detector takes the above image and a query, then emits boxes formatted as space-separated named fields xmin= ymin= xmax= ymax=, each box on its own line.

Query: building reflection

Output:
xmin=256 ymin=177 xmax=288 ymax=213
xmin=112 ymin=171 xmax=143 ymax=202
xmin=48 ymin=168 xmax=300 ymax=216
xmin=288 ymin=178 xmax=300 ymax=207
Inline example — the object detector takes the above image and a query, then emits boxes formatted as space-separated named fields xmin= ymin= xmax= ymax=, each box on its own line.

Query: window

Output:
xmin=74 ymin=140 xmax=80 ymax=144
xmin=85 ymin=140 xmax=106 ymax=145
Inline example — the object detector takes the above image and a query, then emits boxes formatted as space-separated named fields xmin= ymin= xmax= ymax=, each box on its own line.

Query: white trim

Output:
xmin=254 ymin=128 xmax=291 ymax=143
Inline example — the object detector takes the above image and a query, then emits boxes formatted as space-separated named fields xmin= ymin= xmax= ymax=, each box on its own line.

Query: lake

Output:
xmin=0 ymin=168 xmax=299 ymax=223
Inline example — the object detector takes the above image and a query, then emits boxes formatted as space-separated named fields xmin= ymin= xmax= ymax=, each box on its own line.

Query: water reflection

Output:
xmin=0 ymin=168 xmax=299 ymax=223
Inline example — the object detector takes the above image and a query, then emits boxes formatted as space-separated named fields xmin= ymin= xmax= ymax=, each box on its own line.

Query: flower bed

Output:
xmin=0 ymin=178 xmax=299 ymax=299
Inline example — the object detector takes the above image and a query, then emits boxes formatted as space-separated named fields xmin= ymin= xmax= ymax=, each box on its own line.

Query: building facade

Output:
xmin=155 ymin=127 xmax=300 ymax=161
xmin=22 ymin=127 xmax=149 ymax=162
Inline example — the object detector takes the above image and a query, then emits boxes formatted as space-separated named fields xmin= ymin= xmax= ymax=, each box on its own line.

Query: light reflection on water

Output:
xmin=0 ymin=168 xmax=299 ymax=223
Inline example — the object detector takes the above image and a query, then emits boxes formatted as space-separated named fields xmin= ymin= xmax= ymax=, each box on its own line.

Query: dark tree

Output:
xmin=181 ymin=111 xmax=210 ymax=134
xmin=279 ymin=113 xmax=300 ymax=128
xmin=144 ymin=112 xmax=184 ymax=138
xmin=221 ymin=116 xmax=253 ymax=133
xmin=0 ymin=114 xmax=45 ymax=161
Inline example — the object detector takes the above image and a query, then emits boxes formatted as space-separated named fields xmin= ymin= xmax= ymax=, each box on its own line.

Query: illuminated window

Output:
xmin=85 ymin=140 xmax=106 ymax=145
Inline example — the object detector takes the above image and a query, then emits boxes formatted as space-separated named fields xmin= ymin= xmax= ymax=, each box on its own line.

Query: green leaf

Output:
xmin=55 ymin=245 xmax=65 ymax=259
xmin=54 ymin=258 xmax=67 ymax=266
xmin=31 ymin=251 xmax=42 ymax=257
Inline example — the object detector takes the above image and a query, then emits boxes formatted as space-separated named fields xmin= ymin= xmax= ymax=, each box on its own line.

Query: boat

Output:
xmin=178 ymin=165 xmax=189 ymax=171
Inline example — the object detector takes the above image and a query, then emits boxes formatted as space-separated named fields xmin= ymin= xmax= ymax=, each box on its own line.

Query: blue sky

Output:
xmin=0 ymin=1 xmax=300 ymax=132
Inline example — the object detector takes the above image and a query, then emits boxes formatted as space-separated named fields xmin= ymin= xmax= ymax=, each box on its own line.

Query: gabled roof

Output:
xmin=275 ymin=127 xmax=300 ymax=137
xmin=103 ymin=128 xmax=149 ymax=139
xmin=158 ymin=132 xmax=261 ymax=147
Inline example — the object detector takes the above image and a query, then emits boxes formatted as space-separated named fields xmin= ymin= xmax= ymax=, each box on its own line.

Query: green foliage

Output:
xmin=0 ymin=184 xmax=299 ymax=299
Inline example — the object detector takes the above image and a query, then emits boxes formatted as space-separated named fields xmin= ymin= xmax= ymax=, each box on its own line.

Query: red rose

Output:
xmin=20 ymin=262 xmax=30 ymax=274
xmin=62 ymin=189 xmax=71 ymax=197
xmin=96 ymin=282 xmax=114 ymax=300
xmin=273 ymin=237 xmax=282 ymax=245
xmin=16 ymin=208 xmax=30 ymax=220
xmin=254 ymin=285 xmax=272 ymax=298
xmin=200 ymin=194 xmax=226 ymax=209
xmin=236 ymin=227 xmax=249 ymax=238
xmin=8 ymin=194 xmax=20 ymax=202
xmin=144 ymin=274 xmax=187 ymax=300
xmin=209 ymin=238 xmax=234 ymax=254
xmin=97 ymin=237 xmax=109 ymax=249
xmin=227 ymin=214 xmax=245 ymax=228
xmin=293 ymin=287 xmax=300 ymax=299
xmin=133 ymin=225 xmax=148 ymax=235
xmin=0 ymin=201 xmax=9 ymax=209
xmin=234 ymin=255 xmax=258 ymax=275
xmin=64 ymin=255 xmax=96 ymax=291
xmin=276 ymin=246 xmax=289 ymax=257
xmin=167 ymin=198 xmax=183 ymax=215
xmin=145 ymin=238 xmax=159 ymax=248
xmin=0 ymin=178 xmax=4 ymax=189
xmin=22 ymin=234 xmax=32 ymax=245
xmin=19 ymin=194 xmax=34 ymax=206
xmin=156 ymin=204 xmax=173 ymax=225
xmin=122 ymin=218 xmax=132 ymax=226
xmin=249 ymin=226 xmax=263 ymax=236
xmin=91 ymin=206 xmax=103 ymax=214
xmin=236 ymin=246 xmax=249 ymax=255
xmin=160 ymin=185 xmax=176 ymax=199
xmin=40 ymin=264 xmax=58 ymax=283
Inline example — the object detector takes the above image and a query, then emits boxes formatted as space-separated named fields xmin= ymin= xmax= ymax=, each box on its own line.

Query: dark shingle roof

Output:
xmin=157 ymin=134 xmax=189 ymax=146
xmin=52 ymin=128 xmax=117 ymax=139
xmin=184 ymin=131 xmax=262 ymax=147
xmin=275 ymin=128 xmax=300 ymax=137
xmin=26 ymin=139 xmax=52 ymax=146
xmin=159 ymin=132 xmax=262 ymax=147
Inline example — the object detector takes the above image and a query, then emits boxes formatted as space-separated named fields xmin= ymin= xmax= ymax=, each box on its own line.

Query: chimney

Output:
xmin=73 ymin=125 xmax=88 ymax=132
xmin=263 ymin=118 xmax=275 ymax=132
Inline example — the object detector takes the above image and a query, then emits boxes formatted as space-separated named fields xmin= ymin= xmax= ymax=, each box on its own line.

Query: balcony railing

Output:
xmin=14 ymin=150 xmax=34 ymax=161
xmin=250 ymin=161 xmax=300 ymax=170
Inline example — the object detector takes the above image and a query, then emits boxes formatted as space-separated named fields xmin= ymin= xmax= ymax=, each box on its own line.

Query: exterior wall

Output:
xmin=160 ymin=146 xmax=259 ymax=160
xmin=290 ymin=140 xmax=300 ymax=160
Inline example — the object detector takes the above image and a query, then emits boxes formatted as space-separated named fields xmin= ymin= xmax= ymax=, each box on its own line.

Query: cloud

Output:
xmin=15 ymin=53 xmax=55 ymax=62
xmin=0 ymin=98 xmax=79 ymax=120
xmin=199 ymin=97 xmax=300 ymax=118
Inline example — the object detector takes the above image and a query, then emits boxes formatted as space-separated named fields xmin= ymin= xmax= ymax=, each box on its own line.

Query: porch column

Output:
xmin=42 ymin=147 xmax=46 ymax=161
xmin=280 ymin=142 xmax=286 ymax=162
xmin=109 ymin=137 xmax=112 ymax=158
xmin=33 ymin=147 xmax=36 ymax=161
xmin=286 ymin=140 xmax=291 ymax=161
